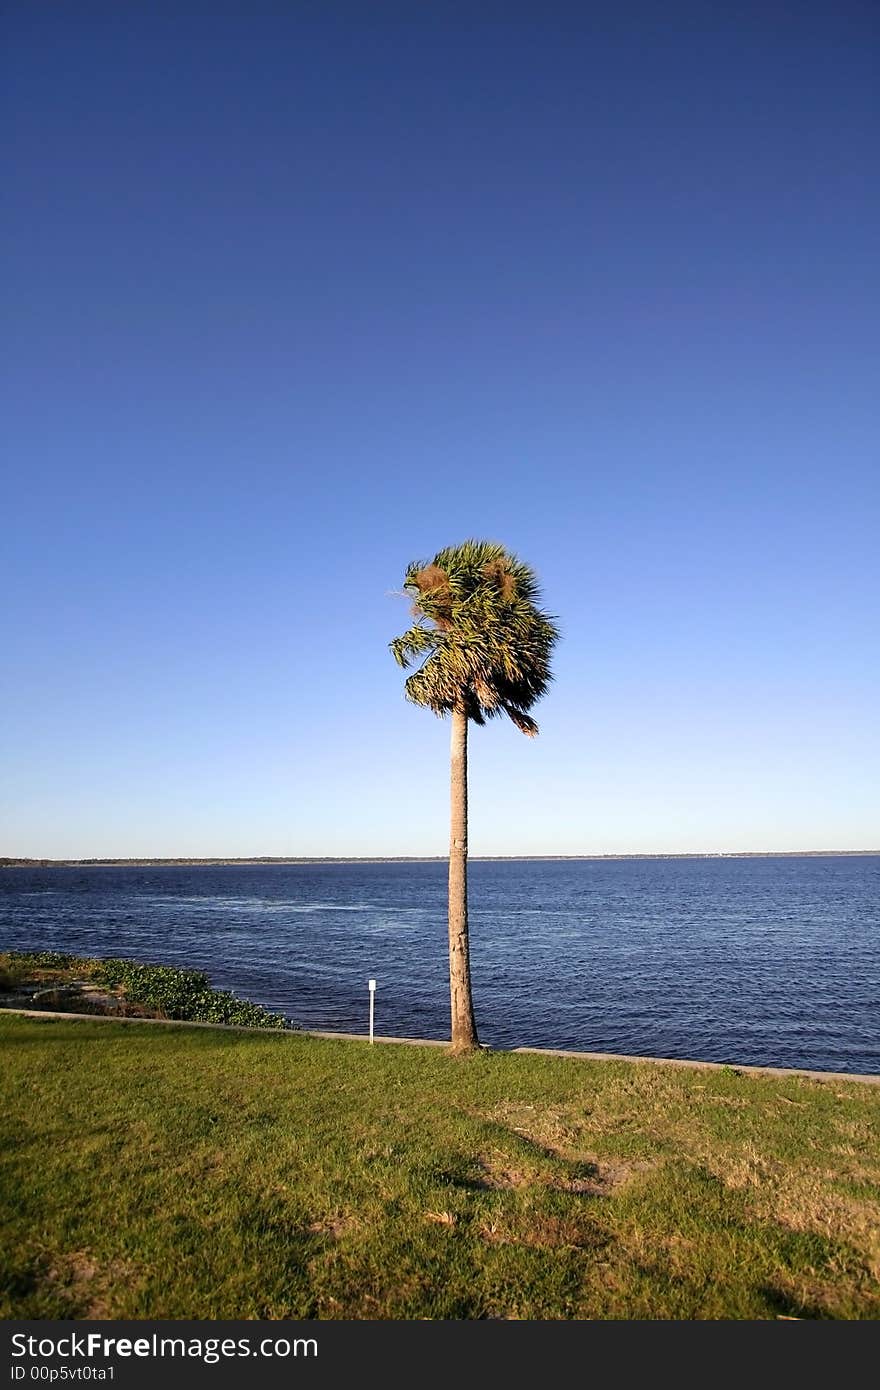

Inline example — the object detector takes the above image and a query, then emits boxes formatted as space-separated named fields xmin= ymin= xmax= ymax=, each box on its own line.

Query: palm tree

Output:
xmin=390 ymin=540 xmax=559 ymax=1052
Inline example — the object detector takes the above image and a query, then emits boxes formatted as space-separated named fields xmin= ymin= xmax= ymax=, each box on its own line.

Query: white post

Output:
xmin=368 ymin=979 xmax=376 ymax=1044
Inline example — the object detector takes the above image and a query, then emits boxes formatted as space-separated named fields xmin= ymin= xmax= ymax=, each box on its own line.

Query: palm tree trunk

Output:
xmin=449 ymin=701 xmax=479 ymax=1051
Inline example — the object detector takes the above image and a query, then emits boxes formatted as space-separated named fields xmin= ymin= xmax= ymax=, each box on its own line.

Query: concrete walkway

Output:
xmin=2 ymin=1005 xmax=878 ymax=1086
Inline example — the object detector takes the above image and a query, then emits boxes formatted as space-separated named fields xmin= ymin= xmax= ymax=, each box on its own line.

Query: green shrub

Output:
xmin=7 ymin=950 xmax=82 ymax=970
xmin=3 ymin=951 xmax=291 ymax=1030
xmin=90 ymin=958 xmax=290 ymax=1029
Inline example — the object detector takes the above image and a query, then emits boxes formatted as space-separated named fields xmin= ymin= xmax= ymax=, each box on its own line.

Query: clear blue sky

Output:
xmin=3 ymin=2 xmax=878 ymax=857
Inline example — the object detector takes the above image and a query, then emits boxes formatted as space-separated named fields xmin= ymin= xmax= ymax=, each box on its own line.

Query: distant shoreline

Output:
xmin=2 ymin=851 xmax=878 ymax=867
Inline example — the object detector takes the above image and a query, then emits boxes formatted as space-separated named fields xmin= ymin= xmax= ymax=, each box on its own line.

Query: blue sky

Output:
xmin=3 ymin=2 xmax=878 ymax=857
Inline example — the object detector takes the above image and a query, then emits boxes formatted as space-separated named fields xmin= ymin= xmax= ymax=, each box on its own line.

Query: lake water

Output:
xmin=1 ymin=857 xmax=878 ymax=1074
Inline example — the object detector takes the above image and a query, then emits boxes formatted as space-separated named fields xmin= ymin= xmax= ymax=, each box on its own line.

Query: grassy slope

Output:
xmin=1 ymin=1013 xmax=878 ymax=1320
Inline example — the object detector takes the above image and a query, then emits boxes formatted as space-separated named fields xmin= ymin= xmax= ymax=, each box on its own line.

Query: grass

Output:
xmin=1 ymin=1013 xmax=879 ymax=1320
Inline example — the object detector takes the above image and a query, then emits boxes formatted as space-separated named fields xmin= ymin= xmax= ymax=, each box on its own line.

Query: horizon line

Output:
xmin=3 ymin=850 xmax=878 ymax=866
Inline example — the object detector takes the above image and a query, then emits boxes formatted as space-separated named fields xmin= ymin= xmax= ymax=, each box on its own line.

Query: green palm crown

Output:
xmin=390 ymin=539 xmax=560 ymax=734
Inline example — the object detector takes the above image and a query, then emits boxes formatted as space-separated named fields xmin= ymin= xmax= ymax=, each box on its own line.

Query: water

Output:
xmin=1 ymin=857 xmax=878 ymax=1074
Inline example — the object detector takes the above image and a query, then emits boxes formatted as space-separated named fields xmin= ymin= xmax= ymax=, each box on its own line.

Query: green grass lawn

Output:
xmin=1 ymin=1012 xmax=878 ymax=1319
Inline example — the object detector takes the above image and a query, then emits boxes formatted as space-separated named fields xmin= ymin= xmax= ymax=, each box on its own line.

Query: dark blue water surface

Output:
xmin=1 ymin=857 xmax=878 ymax=1074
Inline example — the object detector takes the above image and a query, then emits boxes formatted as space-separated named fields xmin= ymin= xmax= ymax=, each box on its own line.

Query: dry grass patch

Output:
xmin=478 ymin=1207 xmax=610 ymax=1252
xmin=562 ymin=1159 xmax=655 ymax=1196
xmin=307 ymin=1215 xmax=360 ymax=1240
xmin=472 ymin=1148 xmax=538 ymax=1191
xmin=480 ymin=1101 xmax=659 ymax=1197
xmin=42 ymin=1250 xmax=139 ymax=1320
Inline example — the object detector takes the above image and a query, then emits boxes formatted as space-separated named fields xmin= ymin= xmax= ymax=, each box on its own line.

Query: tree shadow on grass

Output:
xmin=758 ymin=1284 xmax=832 ymax=1320
xmin=430 ymin=1122 xmax=638 ymax=1200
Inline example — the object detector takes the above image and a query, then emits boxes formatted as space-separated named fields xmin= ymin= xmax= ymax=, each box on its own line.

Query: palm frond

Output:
xmin=391 ymin=539 xmax=560 ymax=734
xmin=502 ymin=705 xmax=539 ymax=736
xmin=389 ymin=624 xmax=438 ymax=669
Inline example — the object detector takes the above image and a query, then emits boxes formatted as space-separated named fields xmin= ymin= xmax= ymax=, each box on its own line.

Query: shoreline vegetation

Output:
xmin=3 ymin=850 xmax=878 ymax=867
xmin=2 ymin=1012 xmax=878 ymax=1318
xmin=0 ymin=950 xmax=290 ymax=1030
